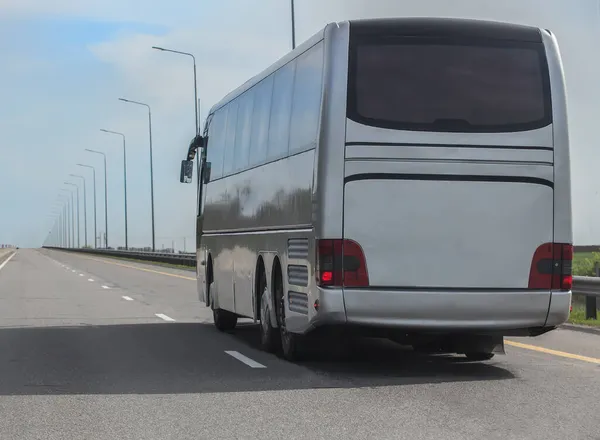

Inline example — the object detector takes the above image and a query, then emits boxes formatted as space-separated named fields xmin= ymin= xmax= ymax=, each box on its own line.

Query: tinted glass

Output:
xmin=249 ymin=76 xmax=273 ymax=166
xmin=290 ymin=42 xmax=324 ymax=153
xmin=234 ymin=89 xmax=254 ymax=171
xmin=349 ymin=39 xmax=551 ymax=132
xmin=222 ymin=99 xmax=239 ymax=175
xmin=267 ymin=60 xmax=296 ymax=159
xmin=206 ymin=108 xmax=227 ymax=179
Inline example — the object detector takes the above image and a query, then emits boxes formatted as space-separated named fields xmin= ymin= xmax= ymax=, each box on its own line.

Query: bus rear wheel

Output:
xmin=274 ymin=266 xmax=305 ymax=361
xmin=259 ymin=274 xmax=280 ymax=353
xmin=212 ymin=306 xmax=237 ymax=332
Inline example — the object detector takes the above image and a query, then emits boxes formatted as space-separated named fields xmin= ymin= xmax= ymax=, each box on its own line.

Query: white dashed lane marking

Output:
xmin=225 ymin=351 xmax=267 ymax=369
xmin=155 ymin=313 xmax=176 ymax=322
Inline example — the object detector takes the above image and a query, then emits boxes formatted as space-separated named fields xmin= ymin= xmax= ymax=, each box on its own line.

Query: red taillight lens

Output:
xmin=529 ymin=243 xmax=573 ymax=290
xmin=316 ymin=239 xmax=369 ymax=287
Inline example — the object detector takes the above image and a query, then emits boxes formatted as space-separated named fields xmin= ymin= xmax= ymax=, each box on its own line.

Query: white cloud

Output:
xmin=89 ymin=26 xmax=286 ymax=119
xmin=0 ymin=0 xmax=194 ymax=25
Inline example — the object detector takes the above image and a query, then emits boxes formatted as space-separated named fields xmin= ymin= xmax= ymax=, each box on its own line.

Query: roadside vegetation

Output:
xmin=573 ymin=251 xmax=600 ymax=276
xmin=568 ymin=305 xmax=600 ymax=327
xmin=570 ymin=251 xmax=599 ymax=327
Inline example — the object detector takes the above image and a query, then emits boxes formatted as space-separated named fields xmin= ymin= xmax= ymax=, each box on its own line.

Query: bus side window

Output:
xmin=267 ymin=59 xmax=296 ymax=160
xmin=249 ymin=75 xmax=274 ymax=167
xmin=222 ymin=99 xmax=240 ymax=176
xmin=290 ymin=41 xmax=324 ymax=153
xmin=207 ymin=108 xmax=227 ymax=180
xmin=234 ymin=89 xmax=255 ymax=172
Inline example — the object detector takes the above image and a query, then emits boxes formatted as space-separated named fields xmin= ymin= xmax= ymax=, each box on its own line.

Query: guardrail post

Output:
xmin=587 ymin=264 xmax=600 ymax=320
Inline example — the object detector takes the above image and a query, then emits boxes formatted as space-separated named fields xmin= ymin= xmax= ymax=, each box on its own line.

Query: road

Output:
xmin=0 ymin=249 xmax=598 ymax=440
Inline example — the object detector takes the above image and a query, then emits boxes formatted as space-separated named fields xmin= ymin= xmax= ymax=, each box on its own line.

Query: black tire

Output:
xmin=213 ymin=307 xmax=237 ymax=332
xmin=259 ymin=273 xmax=281 ymax=353
xmin=465 ymin=352 xmax=495 ymax=361
xmin=274 ymin=266 xmax=305 ymax=361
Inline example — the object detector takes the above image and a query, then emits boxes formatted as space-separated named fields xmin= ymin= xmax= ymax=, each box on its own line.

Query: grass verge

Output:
xmin=568 ymin=304 xmax=600 ymax=327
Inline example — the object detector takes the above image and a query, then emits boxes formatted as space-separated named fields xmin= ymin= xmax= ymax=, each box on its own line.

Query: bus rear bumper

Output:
xmin=311 ymin=287 xmax=568 ymax=336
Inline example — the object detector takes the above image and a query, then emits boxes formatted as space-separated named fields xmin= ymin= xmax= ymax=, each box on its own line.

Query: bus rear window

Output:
xmin=347 ymin=38 xmax=552 ymax=133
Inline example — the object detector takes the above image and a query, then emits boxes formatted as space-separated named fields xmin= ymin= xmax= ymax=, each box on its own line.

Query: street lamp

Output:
xmin=51 ymin=203 xmax=63 ymax=247
xmin=151 ymin=45 xmax=202 ymax=201
xmin=49 ymin=211 xmax=61 ymax=247
xmin=57 ymin=194 xmax=71 ymax=248
xmin=85 ymin=149 xmax=108 ymax=248
xmin=60 ymin=189 xmax=75 ymax=248
xmin=77 ymin=164 xmax=98 ymax=248
xmin=65 ymin=182 xmax=80 ymax=248
xmin=100 ymin=129 xmax=128 ymax=250
xmin=70 ymin=174 xmax=88 ymax=248
xmin=151 ymin=46 xmax=199 ymax=135
xmin=119 ymin=97 xmax=156 ymax=252
xmin=291 ymin=0 xmax=296 ymax=49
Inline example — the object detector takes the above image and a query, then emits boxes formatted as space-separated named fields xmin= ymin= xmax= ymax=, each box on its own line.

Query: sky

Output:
xmin=0 ymin=0 xmax=599 ymax=249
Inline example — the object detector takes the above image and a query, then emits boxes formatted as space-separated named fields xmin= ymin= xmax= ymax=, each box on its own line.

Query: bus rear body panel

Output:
xmin=311 ymin=19 xmax=572 ymax=336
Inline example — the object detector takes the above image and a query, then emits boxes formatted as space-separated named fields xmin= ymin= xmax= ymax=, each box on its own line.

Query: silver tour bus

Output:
xmin=180 ymin=17 xmax=572 ymax=361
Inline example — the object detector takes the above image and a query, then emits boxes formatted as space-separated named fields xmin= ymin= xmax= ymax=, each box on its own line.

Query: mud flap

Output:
xmin=445 ymin=334 xmax=505 ymax=355
xmin=493 ymin=338 xmax=506 ymax=355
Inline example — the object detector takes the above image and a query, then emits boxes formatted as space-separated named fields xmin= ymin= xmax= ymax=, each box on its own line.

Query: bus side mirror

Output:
xmin=180 ymin=160 xmax=194 ymax=184
xmin=203 ymin=162 xmax=212 ymax=184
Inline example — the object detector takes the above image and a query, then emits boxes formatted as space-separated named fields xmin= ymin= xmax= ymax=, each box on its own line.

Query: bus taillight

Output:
xmin=529 ymin=243 xmax=573 ymax=290
xmin=316 ymin=239 xmax=369 ymax=287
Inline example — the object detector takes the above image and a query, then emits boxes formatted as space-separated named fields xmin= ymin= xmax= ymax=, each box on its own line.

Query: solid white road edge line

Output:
xmin=0 ymin=252 xmax=16 ymax=273
xmin=224 ymin=351 xmax=267 ymax=369
xmin=155 ymin=313 xmax=176 ymax=322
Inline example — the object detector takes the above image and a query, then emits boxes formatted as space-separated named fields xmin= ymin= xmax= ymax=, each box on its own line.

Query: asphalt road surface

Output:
xmin=0 ymin=249 xmax=598 ymax=440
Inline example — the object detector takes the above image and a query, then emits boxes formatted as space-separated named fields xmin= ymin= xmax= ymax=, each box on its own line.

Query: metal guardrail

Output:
xmin=42 ymin=246 xmax=599 ymax=319
xmin=42 ymin=246 xmax=196 ymax=268
xmin=572 ymin=276 xmax=600 ymax=298
xmin=572 ymin=276 xmax=599 ymax=320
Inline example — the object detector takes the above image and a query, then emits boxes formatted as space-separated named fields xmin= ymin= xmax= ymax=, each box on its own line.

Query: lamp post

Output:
xmin=65 ymin=182 xmax=80 ymax=248
xmin=291 ymin=0 xmax=296 ymax=49
xmin=100 ymin=129 xmax=128 ymax=250
xmin=60 ymin=190 xmax=74 ymax=248
xmin=77 ymin=164 xmax=97 ymax=248
xmin=119 ymin=97 xmax=156 ymax=251
xmin=61 ymin=192 xmax=75 ymax=248
xmin=57 ymin=195 xmax=70 ymax=248
xmin=62 ymin=204 xmax=66 ymax=247
xmin=151 ymin=46 xmax=201 ymax=188
xmin=151 ymin=46 xmax=199 ymax=136
xmin=85 ymin=149 xmax=108 ymax=248
xmin=70 ymin=174 xmax=88 ymax=248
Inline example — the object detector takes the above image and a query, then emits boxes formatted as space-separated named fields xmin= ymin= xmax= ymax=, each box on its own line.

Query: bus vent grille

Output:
xmin=288 ymin=291 xmax=308 ymax=315
xmin=288 ymin=238 xmax=309 ymax=260
xmin=287 ymin=265 xmax=309 ymax=287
